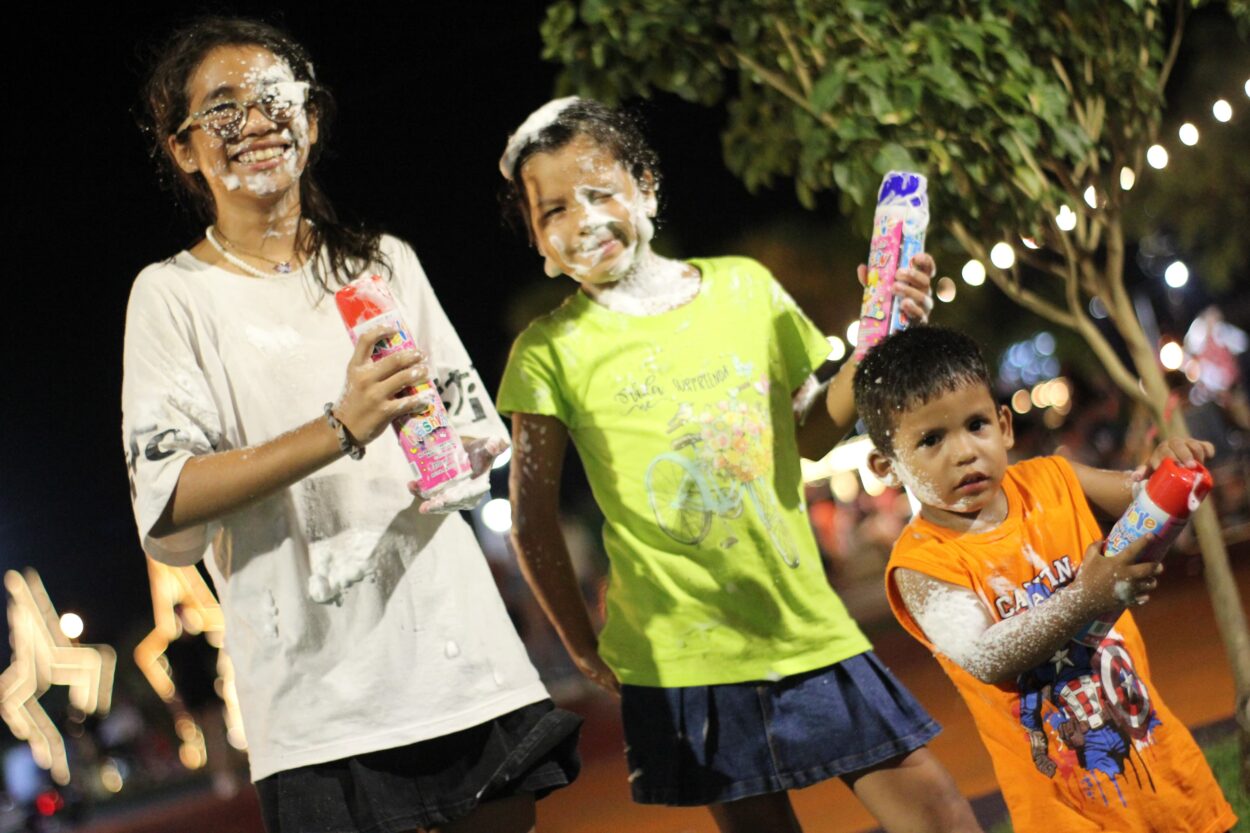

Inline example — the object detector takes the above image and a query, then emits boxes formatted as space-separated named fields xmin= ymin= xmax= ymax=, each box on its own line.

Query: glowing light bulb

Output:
xmin=59 ymin=613 xmax=84 ymax=640
xmin=1164 ymin=260 xmax=1189 ymax=288
xmin=935 ymin=276 xmax=957 ymax=303
xmin=490 ymin=446 xmax=512 ymax=470
xmin=826 ymin=336 xmax=847 ymax=362
xmin=961 ymin=259 xmax=986 ymax=286
xmin=480 ymin=499 xmax=513 ymax=533
xmin=1147 ymin=144 xmax=1168 ymax=169
xmin=1120 ymin=167 xmax=1135 ymax=191
xmin=990 ymin=242 xmax=1016 ymax=269
xmin=1020 ymin=236 xmax=1040 ymax=250
xmin=1159 ymin=341 xmax=1184 ymax=370
xmin=1213 ymin=99 xmax=1232 ymax=122
xmin=1056 ymin=205 xmax=1077 ymax=231
xmin=1084 ymin=185 xmax=1098 ymax=208
xmin=1178 ymin=123 xmax=1198 ymax=146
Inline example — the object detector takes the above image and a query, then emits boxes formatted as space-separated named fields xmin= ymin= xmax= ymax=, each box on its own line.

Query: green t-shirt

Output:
xmin=497 ymin=256 xmax=871 ymax=686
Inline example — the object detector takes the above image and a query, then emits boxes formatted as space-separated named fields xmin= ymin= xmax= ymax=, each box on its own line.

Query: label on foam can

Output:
xmin=855 ymin=172 xmax=929 ymax=359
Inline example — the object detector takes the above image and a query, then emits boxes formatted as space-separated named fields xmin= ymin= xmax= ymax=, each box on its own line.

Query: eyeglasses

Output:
xmin=176 ymin=81 xmax=310 ymax=141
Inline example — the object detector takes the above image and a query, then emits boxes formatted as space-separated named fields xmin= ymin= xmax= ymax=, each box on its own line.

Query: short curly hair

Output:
xmin=853 ymin=326 xmax=994 ymax=456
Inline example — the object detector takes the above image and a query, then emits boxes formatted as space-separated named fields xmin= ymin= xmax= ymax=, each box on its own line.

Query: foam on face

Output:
xmin=499 ymin=96 xmax=581 ymax=180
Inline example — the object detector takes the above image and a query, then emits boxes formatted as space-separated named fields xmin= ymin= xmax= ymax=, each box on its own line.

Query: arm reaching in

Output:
xmin=509 ymin=413 xmax=620 ymax=695
xmin=151 ymin=325 xmax=431 ymax=538
xmin=893 ymin=532 xmax=1162 ymax=685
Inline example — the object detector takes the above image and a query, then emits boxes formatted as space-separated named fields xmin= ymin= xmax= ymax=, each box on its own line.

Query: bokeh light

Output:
xmin=961 ymin=259 xmax=986 ymax=286
xmin=1164 ymin=260 xmax=1189 ymax=288
xmin=1213 ymin=99 xmax=1232 ymax=122
xmin=1147 ymin=144 xmax=1169 ymax=169
xmin=1083 ymin=185 xmax=1098 ymax=208
xmin=935 ymin=276 xmax=957 ymax=303
xmin=846 ymin=321 xmax=860 ymax=346
xmin=1120 ymin=167 xmax=1135 ymax=190
xmin=481 ymin=498 xmax=513 ymax=533
xmin=826 ymin=335 xmax=847 ymax=361
xmin=59 ymin=613 xmax=84 ymax=640
xmin=1178 ymin=122 xmax=1199 ymax=146
xmin=990 ymin=242 xmax=1016 ymax=269
xmin=1159 ymin=341 xmax=1184 ymax=370
xmin=1056 ymin=205 xmax=1077 ymax=231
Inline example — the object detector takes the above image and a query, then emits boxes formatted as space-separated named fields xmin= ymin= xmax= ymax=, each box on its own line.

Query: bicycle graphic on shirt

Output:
xmin=644 ymin=395 xmax=800 ymax=568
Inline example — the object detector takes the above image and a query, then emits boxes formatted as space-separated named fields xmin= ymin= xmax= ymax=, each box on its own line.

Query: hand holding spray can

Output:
xmin=1075 ymin=457 xmax=1213 ymax=646
xmin=334 ymin=275 xmax=472 ymax=496
xmin=855 ymin=172 xmax=930 ymax=360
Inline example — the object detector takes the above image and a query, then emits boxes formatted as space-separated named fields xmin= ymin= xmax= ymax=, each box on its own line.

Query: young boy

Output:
xmin=854 ymin=326 xmax=1235 ymax=832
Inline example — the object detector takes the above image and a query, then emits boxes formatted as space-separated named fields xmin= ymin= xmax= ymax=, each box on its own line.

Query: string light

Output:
xmin=961 ymin=259 xmax=986 ymax=286
xmin=826 ymin=335 xmax=847 ymax=361
xmin=1084 ymin=185 xmax=1098 ymax=208
xmin=1164 ymin=260 xmax=1189 ymax=288
xmin=1213 ymin=100 xmax=1232 ymax=122
xmin=935 ymin=276 xmax=957 ymax=302
xmin=1147 ymin=145 xmax=1169 ymax=169
xmin=1178 ymin=122 xmax=1199 ymax=146
xmin=990 ymin=242 xmax=1016 ymax=269
xmin=1056 ymin=205 xmax=1077 ymax=231
xmin=1159 ymin=341 xmax=1184 ymax=370
xmin=481 ymin=498 xmax=513 ymax=533
xmin=1120 ymin=167 xmax=1136 ymax=190
xmin=846 ymin=321 xmax=860 ymax=345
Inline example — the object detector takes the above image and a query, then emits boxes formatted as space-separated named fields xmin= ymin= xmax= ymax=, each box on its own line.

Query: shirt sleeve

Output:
xmin=495 ymin=321 xmax=571 ymax=425
xmin=121 ymin=266 xmax=222 ymax=566
xmin=387 ymin=239 xmax=509 ymax=442
xmin=763 ymin=263 xmax=832 ymax=391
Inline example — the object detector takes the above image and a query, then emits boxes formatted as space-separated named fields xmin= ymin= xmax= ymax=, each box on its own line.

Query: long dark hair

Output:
xmin=142 ymin=16 xmax=387 ymax=289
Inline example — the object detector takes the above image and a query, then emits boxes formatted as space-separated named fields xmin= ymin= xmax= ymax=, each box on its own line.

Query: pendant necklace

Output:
xmin=206 ymin=225 xmax=301 ymax=278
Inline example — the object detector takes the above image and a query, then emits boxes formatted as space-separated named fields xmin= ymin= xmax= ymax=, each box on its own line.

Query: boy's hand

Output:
xmin=858 ymin=252 xmax=936 ymax=325
xmin=1132 ymin=437 xmax=1215 ymax=481
xmin=1073 ymin=534 xmax=1162 ymax=614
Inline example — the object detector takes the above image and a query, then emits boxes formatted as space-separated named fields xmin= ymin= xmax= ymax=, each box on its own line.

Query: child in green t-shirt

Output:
xmin=495 ymin=97 xmax=981 ymax=832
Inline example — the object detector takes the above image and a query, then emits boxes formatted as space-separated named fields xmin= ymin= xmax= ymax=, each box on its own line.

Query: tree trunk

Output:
xmin=1165 ymin=411 xmax=1250 ymax=793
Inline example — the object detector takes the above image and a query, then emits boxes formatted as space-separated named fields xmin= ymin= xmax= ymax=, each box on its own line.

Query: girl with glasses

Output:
xmin=124 ymin=17 xmax=580 ymax=833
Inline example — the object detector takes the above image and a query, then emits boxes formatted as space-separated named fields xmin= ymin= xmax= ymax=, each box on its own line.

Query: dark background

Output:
xmin=0 ymin=4 xmax=836 ymax=650
xmin=2 ymin=4 xmax=1245 ymax=656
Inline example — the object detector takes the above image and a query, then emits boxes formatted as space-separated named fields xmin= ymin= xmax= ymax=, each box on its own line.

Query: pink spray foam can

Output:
xmin=855 ymin=171 xmax=930 ymax=360
xmin=334 ymin=275 xmax=472 ymax=496
xmin=1074 ymin=457 xmax=1213 ymax=646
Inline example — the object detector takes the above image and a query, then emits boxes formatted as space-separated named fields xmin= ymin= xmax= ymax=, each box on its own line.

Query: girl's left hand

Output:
xmin=1132 ymin=437 xmax=1216 ymax=481
xmin=410 ymin=436 xmax=511 ymax=513
xmin=858 ymin=253 xmax=936 ymax=325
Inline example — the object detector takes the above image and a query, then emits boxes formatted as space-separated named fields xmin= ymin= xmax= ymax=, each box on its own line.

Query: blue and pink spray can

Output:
xmin=855 ymin=171 xmax=930 ymax=360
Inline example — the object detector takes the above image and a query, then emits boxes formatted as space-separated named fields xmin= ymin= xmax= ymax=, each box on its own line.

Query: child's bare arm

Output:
xmin=1071 ymin=437 xmax=1215 ymax=517
xmin=893 ymin=532 xmax=1160 ymax=685
xmin=509 ymin=412 xmax=620 ymax=694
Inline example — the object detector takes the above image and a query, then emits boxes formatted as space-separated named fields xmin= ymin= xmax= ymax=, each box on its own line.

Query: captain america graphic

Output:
xmin=1013 ymin=577 xmax=1162 ymax=806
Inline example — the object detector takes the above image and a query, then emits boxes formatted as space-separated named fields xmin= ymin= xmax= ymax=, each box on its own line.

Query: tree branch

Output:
xmin=775 ymin=19 xmax=812 ymax=97
xmin=728 ymin=46 xmax=837 ymax=130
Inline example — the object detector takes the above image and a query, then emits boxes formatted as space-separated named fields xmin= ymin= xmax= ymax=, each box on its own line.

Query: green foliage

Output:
xmin=541 ymin=0 xmax=1178 ymax=243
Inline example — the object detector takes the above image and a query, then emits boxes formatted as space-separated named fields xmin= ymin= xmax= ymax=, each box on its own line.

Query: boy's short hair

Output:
xmin=853 ymin=326 xmax=994 ymax=456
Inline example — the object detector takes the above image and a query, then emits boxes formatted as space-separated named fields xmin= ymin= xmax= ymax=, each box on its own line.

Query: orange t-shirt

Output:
xmin=886 ymin=456 xmax=1235 ymax=832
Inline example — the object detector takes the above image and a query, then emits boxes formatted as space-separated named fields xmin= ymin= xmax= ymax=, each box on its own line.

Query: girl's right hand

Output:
xmin=574 ymin=649 xmax=621 ymax=696
xmin=1073 ymin=534 xmax=1162 ymax=614
xmin=334 ymin=325 xmax=434 ymax=444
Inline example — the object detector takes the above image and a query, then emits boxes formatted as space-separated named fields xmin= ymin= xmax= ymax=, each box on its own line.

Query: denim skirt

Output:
xmin=255 ymin=700 xmax=581 ymax=832
xmin=620 ymin=651 xmax=939 ymax=806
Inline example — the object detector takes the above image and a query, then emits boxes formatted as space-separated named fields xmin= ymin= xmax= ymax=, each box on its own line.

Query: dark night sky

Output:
xmin=0 ymin=4 xmax=815 ymax=651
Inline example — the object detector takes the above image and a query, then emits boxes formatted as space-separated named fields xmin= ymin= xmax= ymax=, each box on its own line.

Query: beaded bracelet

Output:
xmin=324 ymin=403 xmax=365 ymax=460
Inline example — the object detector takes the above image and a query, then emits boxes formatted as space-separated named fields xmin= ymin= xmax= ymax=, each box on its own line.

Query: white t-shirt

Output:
xmin=121 ymin=235 xmax=547 ymax=781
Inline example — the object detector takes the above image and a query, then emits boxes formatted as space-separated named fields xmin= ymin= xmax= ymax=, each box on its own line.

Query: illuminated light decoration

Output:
xmin=1147 ymin=144 xmax=1169 ymax=169
xmin=481 ymin=499 xmax=513 ymax=533
xmin=1031 ymin=382 xmax=1051 ymax=409
xmin=134 ymin=558 xmax=245 ymax=767
xmin=1011 ymin=389 xmax=1033 ymax=414
xmin=1164 ymin=260 xmax=1189 ymax=288
xmin=100 ymin=759 xmax=124 ymax=794
xmin=1047 ymin=378 xmax=1072 ymax=410
xmin=935 ymin=276 xmax=957 ymax=303
xmin=1083 ymin=185 xmax=1098 ymax=208
xmin=1020 ymin=236 xmax=1040 ymax=249
xmin=490 ymin=446 xmax=512 ymax=470
xmin=1055 ymin=205 xmax=1077 ymax=231
xmin=1178 ymin=122 xmax=1199 ymax=146
xmin=961 ymin=259 xmax=986 ymax=286
xmin=1089 ymin=296 xmax=1109 ymax=319
xmin=990 ymin=242 xmax=1016 ymax=270
xmin=1213 ymin=99 xmax=1232 ymax=123
xmin=58 ymin=614 xmax=83 ymax=641
xmin=825 ymin=335 xmax=847 ymax=362
xmin=831 ymin=470 xmax=860 ymax=503
xmin=0 ymin=570 xmax=117 ymax=785
xmin=1034 ymin=331 xmax=1056 ymax=356
xmin=1245 ymin=79 xmax=1249 ymax=98
xmin=1120 ymin=167 xmax=1136 ymax=191
xmin=846 ymin=321 xmax=860 ymax=346
xmin=1159 ymin=341 xmax=1184 ymax=370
